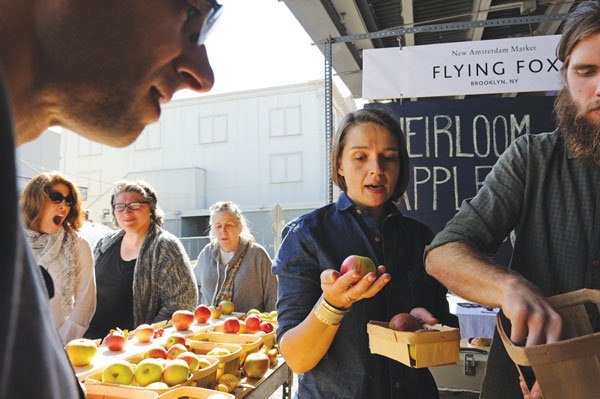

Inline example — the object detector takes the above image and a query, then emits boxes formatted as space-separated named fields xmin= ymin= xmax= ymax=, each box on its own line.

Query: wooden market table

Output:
xmin=74 ymin=317 xmax=293 ymax=398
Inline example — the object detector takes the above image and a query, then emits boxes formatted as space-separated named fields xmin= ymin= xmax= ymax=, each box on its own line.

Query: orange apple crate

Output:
xmin=367 ymin=321 xmax=460 ymax=368
xmin=497 ymin=289 xmax=600 ymax=399
xmin=155 ymin=386 xmax=234 ymax=399
xmin=84 ymin=362 xmax=195 ymax=395
xmin=188 ymin=332 xmax=262 ymax=355
xmin=84 ymin=382 xmax=158 ymax=399
xmin=188 ymin=341 xmax=242 ymax=376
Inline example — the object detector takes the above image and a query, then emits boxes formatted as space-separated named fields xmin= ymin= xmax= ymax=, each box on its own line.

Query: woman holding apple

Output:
xmin=194 ymin=201 xmax=277 ymax=312
xmin=21 ymin=172 xmax=96 ymax=344
xmin=85 ymin=180 xmax=197 ymax=339
xmin=272 ymin=108 xmax=457 ymax=398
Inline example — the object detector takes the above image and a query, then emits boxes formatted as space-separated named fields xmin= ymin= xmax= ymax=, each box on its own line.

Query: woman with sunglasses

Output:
xmin=85 ymin=180 xmax=197 ymax=339
xmin=21 ymin=172 xmax=96 ymax=344
xmin=194 ymin=201 xmax=277 ymax=313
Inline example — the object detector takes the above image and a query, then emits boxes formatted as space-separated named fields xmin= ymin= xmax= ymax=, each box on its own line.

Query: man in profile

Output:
xmin=425 ymin=1 xmax=600 ymax=398
xmin=0 ymin=1 xmax=220 ymax=397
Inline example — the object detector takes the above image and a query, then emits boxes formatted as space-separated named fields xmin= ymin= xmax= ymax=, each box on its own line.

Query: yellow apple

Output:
xmin=210 ymin=306 xmax=223 ymax=319
xmin=218 ymin=300 xmax=235 ymax=315
xmin=162 ymin=359 xmax=189 ymax=386
xmin=65 ymin=338 xmax=97 ymax=367
xmin=244 ymin=352 xmax=270 ymax=378
xmin=102 ymin=360 xmax=134 ymax=385
xmin=134 ymin=358 xmax=163 ymax=387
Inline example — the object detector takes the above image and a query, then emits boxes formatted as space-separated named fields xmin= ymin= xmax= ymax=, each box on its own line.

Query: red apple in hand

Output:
xmin=194 ymin=304 xmax=211 ymax=324
xmin=245 ymin=315 xmax=262 ymax=332
xmin=223 ymin=317 xmax=240 ymax=333
xmin=389 ymin=313 xmax=421 ymax=332
xmin=103 ymin=328 xmax=128 ymax=351
xmin=340 ymin=255 xmax=376 ymax=279
xmin=134 ymin=324 xmax=154 ymax=343
xmin=172 ymin=310 xmax=194 ymax=331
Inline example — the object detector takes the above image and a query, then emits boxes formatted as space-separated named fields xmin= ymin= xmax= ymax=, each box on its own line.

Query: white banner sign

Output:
xmin=362 ymin=35 xmax=563 ymax=99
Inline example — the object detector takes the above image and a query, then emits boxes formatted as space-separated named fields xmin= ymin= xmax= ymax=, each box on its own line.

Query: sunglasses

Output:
xmin=113 ymin=201 xmax=149 ymax=212
xmin=47 ymin=191 xmax=75 ymax=207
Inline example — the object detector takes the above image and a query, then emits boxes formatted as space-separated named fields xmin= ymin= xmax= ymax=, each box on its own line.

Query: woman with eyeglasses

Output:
xmin=21 ymin=172 xmax=96 ymax=344
xmin=194 ymin=201 xmax=277 ymax=312
xmin=85 ymin=180 xmax=197 ymax=339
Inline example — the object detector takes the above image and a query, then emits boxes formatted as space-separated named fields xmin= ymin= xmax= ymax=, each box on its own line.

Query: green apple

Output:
xmin=218 ymin=300 xmax=235 ymax=315
xmin=246 ymin=309 xmax=260 ymax=316
xmin=164 ymin=334 xmax=187 ymax=350
xmin=162 ymin=359 xmax=190 ymax=386
xmin=134 ymin=358 xmax=163 ymax=387
xmin=65 ymin=338 xmax=97 ymax=367
xmin=102 ymin=360 xmax=134 ymax=385
xmin=209 ymin=306 xmax=223 ymax=319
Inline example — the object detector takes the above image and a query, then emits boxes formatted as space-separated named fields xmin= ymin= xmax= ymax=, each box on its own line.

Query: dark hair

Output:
xmin=557 ymin=1 xmax=600 ymax=77
xmin=21 ymin=171 xmax=84 ymax=233
xmin=330 ymin=108 xmax=410 ymax=202
xmin=110 ymin=180 xmax=164 ymax=227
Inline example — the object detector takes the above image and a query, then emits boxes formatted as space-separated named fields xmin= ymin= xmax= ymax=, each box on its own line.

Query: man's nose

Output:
xmin=175 ymin=45 xmax=214 ymax=93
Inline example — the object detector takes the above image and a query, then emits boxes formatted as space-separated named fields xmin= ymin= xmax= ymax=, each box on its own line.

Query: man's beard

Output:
xmin=555 ymin=89 xmax=600 ymax=166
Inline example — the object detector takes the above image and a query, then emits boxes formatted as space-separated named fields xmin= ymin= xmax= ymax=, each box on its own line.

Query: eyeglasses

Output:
xmin=47 ymin=191 xmax=75 ymax=207
xmin=113 ymin=201 xmax=149 ymax=212
xmin=189 ymin=0 xmax=223 ymax=46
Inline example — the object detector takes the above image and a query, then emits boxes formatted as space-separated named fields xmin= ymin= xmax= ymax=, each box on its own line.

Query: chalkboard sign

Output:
xmin=366 ymin=96 xmax=557 ymax=265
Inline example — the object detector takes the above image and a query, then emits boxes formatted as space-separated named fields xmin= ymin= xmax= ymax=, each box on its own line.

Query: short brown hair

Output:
xmin=110 ymin=180 xmax=164 ymax=227
xmin=331 ymin=108 xmax=410 ymax=202
xmin=21 ymin=171 xmax=84 ymax=233
xmin=557 ymin=1 xmax=600 ymax=77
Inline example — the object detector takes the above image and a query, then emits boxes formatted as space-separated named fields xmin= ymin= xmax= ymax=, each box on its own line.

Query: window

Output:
xmin=135 ymin=121 xmax=161 ymax=150
xmin=270 ymin=152 xmax=302 ymax=183
xmin=269 ymin=106 xmax=301 ymax=137
xmin=199 ymin=114 xmax=228 ymax=143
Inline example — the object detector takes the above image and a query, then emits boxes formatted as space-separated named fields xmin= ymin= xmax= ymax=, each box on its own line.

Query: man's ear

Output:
xmin=337 ymin=165 xmax=344 ymax=177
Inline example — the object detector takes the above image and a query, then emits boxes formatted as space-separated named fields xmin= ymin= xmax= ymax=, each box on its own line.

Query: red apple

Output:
xmin=389 ymin=313 xmax=421 ymax=332
xmin=340 ymin=255 xmax=376 ymax=279
xmin=103 ymin=328 xmax=128 ymax=351
xmin=212 ymin=321 xmax=225 ymax=333
xmin=166 ymin=343 xmax=188 ymax=360
xmin=218 ymin=300 xmax=235 ymax=315
xmin=134 ymin=324 xmax=154 ymax=343
xmin=244 ymin=352 xmax=270 ymax=378
xmin=245 ymin=315 xmax=262 ymax=331
xmin=194 ymin=304 xmax=211 ymax=324
xmin=144 ymin=346 xmax=168 ymax=359
xmin=259 ymin=321 xmax=274 ymax=334
xmin=164 ymin=334 xmax=188 ymax=350
xmin=223 ymin=317 xmax=240 ymax=334
xmin=172 ymin=310 xmax=194 ymax=331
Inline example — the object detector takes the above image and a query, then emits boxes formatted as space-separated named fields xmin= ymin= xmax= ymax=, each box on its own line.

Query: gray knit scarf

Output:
xmin=26 ymin=227 xmax=76 ymax=317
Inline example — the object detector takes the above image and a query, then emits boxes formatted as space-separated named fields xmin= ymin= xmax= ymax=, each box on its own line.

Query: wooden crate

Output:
xmin=155 ymin=386 xmax=234 ymax=398
xmin=497 ymin=289 xmax=600 ymax=399
xmin=84 ymin=367 xmax=194 ymax=395
xmin=85 ymin=383 xmax=158 ymax=399
xmin=367 ymin=321 xmax=460 ymax=368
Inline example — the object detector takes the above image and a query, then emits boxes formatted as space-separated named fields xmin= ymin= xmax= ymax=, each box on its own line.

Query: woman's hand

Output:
xmin=320 ymin=265 xmax=391 ymax=309
xmin=409 ymin=307 xmax=439 ymax=325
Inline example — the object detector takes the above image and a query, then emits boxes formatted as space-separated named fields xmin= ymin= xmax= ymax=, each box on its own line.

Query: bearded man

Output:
xmin=424 ymin=1 xmax=600 ymax=399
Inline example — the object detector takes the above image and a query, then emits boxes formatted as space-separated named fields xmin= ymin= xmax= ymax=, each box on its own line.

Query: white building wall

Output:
xmin=60 ymin=81 xmax=355 ymax=255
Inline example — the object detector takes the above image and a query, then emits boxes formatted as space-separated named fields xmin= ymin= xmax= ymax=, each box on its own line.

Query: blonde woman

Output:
xmin=194 ymin=201 xmax=277 ymax=312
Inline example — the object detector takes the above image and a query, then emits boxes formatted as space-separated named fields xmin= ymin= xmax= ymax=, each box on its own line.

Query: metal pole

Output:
xmin=324 ymin=37 xmax=333 ymax=204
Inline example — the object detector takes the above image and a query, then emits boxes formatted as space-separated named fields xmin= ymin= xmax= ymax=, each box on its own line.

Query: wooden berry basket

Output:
xmin=155 ymin=386 xmax=234 ymax=398
xmin=84 ymin=370 xmax=194 ymax=395
xmin=497 ymin=289 xmax=600 ymax=399
xmin=188 ymin=332 xmax=262 ymax=355
xmin=188 ymin=342 xmax=242 ymax=376
xmin=367 ymin=321 xmax=460 ymax=368
xmin=84 ymin=382 xmax=159 ymax=399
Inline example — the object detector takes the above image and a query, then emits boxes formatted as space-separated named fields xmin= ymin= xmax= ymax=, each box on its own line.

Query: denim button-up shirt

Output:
xmin=273 ymin=193 xmax=456 ymax=399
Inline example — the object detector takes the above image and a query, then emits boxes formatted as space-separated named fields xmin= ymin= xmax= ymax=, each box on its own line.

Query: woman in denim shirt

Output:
xmin=272 ymin=108 xmax=456 ymax=398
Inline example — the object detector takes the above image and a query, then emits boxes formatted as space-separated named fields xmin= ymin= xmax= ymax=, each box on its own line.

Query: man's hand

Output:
xmin=502 ymin=279 xmax=563 ymax=346
xmin=320 ymin=265 xmax=391 ymax=309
